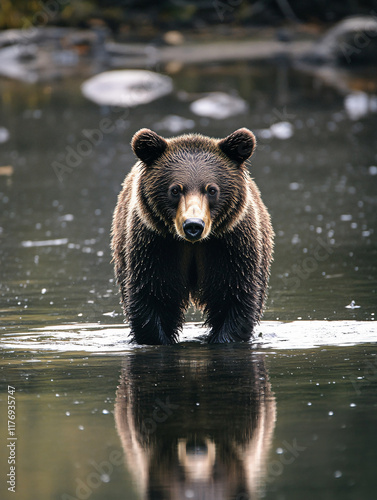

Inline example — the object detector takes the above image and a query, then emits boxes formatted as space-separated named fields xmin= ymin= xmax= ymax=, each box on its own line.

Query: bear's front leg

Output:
xmin=200 ymin=240 xmax=263 ymax=343
xmin=202 ymin=265 xmax=262 ymax=343
xmin=118 ymin=226 xmax=189 ymax=345
xmin=205 ymin=301 xmax=257 ymax=344
xmin=126 ymin=289 xmax=185 ymax=345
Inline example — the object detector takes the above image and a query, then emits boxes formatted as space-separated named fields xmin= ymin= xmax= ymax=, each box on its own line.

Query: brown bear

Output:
xmin=111 ymin=127 xmax=273 ymax=344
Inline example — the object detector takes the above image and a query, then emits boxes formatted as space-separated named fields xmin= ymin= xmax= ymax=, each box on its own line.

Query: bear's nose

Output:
xmin=182 ymin=218 xmax=205 ymax=241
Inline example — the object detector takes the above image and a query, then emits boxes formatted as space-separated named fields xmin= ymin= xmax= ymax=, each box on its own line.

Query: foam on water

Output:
xmin=1 ymin=321 xmax=375 ymax=354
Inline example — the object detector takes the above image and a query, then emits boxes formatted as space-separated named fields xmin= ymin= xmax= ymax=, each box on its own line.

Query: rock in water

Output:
xmin=306 ymin=16 xmax=377 ymax=65
xmin=190 ymin=92 xmax=248 ymax=120
xmin=81 ymin=70 xmax=173 ymax=107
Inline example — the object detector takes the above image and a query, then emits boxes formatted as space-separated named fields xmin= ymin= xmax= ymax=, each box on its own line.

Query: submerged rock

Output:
xmin=0 ymin=27 xmax=101 ymax=82
xmin=0 ymin=44 xmax=39 ymax=83
xmin=153 ymin=114 xmax=195 ymax=133
xmin=0 ymin=127 xmax=10 ymax=143
xmin=257 ymin=121 xmax=294 ymax=140
xmin=190 ymin=92 xmax=248 ymax=120
xmin=81 ymin=70 xmax=173 ymax=107
xmin=344 ymin=91 xmax=377 ymax=120
xmin=304 ymin=16 xmax=377 ymax=65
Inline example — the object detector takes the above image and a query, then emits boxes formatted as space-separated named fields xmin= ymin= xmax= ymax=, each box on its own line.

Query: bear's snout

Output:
xmin=174 ymin=192 xmax=211 ymax=242
xmin=182 ymin=218 xmax=205 ymax=241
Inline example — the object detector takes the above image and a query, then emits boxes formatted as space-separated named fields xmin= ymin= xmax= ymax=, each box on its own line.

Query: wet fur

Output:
xmin=111 ymin=128 xmax=274 ymax=344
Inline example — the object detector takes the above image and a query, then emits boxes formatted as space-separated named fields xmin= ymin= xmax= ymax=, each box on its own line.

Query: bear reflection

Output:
xmin=115 ymin=345 xmax=276 ymax=500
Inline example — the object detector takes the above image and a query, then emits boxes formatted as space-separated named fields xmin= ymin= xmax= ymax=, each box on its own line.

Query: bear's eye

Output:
xmin=207 ymin=186 xmax=218 ymax=197
xmin=170 ymin=185 xmax=182 ymax=197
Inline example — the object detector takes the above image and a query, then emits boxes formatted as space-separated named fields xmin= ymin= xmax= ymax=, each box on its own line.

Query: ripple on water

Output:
xmin=0 ymin=321 xmax=375 ymax=354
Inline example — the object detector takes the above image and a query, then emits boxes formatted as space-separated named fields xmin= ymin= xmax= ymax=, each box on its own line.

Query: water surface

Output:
xmin=1 ymin=330 xmax=376 ymax=500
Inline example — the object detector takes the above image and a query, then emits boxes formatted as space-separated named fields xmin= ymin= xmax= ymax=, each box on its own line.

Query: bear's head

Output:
xmin=132 ymin=127 xmax=256 ymax=242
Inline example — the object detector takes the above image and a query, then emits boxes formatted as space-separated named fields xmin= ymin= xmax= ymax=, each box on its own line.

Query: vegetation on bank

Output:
xmin=0 ymin=0 xmax=374 ymax=33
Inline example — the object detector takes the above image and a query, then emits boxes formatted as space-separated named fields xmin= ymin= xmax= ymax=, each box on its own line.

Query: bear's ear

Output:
xmin=131 ymin=128 xmax=168 ymax=166
xmin=218 ymin=128 xmax=256 ymax=165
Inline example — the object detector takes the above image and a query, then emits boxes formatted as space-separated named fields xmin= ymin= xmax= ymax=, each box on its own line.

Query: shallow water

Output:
xmin=1 ymin=63 xmax=376 ymax=328
xmin=0 ymin=59 xmax=376 ymax=499
xmin=1 ymin=326 xmax=376 ymax=500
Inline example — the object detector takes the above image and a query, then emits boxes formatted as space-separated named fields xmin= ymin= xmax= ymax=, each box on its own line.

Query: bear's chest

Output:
xmin=179 ymin=242 xmax=206 ymax=291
